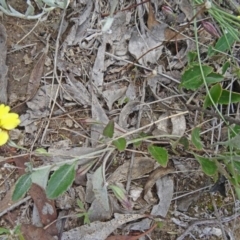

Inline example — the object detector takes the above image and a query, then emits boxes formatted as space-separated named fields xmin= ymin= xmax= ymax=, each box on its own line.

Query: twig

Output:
xmin=210 ymin=193 xmax=228 ymax=240
xmin=0 ymin=196 xmax=31 ymax=218
xmin=176 ymin=213 xmax=240 ymax=240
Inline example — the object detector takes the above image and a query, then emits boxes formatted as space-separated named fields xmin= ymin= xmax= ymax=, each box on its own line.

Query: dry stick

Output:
xmin=176 ymin=212 xmax=240 ymax=240
xmin=185 ymin=104 xmax=240 ymax=125
xmin=154 ymin=100 xmax=240 ymax=126
xmin=0 ymin=196 xmax=31 ymax=218
xmin=210 ymin=193 xmax=228 ymax=240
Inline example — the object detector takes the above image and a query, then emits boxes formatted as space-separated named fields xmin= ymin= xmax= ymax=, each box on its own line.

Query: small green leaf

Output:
xmin=178 ymin=136 xmax=189 ymax=150
xmin=222 ymin=134 xmax=240 ymax=149
xmin=0 ymin=228 xmax=10 ymax=235
xmin=204 ymin=83 xmax=222 ymax=108
xmin=148 ymin=145 xmax=168 ymax=167
xmin=103 ymin=120 xmax=114 ymax=138
xmin=208 ymin=32 xmax=236 ymax=57
xmin=233 ymin=161 xmax=240 ymax=172
xmin=113 ymin=138 xmax=126 ymax=151
xmin=77 ymin=199 xmax=84 ymax=210
xmin=187 ymin=51 xmax=197 ymax=64
xmin=221 ymin=61 xmax=230 ymax=74
xmin=218 ymin=90 xmax=240 ymax=104
xmin=12 ymin=173 xmax=32 ymax=201
xmin=205 ymin=72 xmax=224 ymax=84
xmin=195 ymin=155 xmax=217 ymax=176
xmin=46 ymin=163 xmax=76 ymax=199
xmin=191 ymin=127 xmax=203 ymax=150
xmin=230 ymin=124 xmax=240 ymax=138
xmin=34 ymin=148 xmax=50 ymax=156
xmin=181 ymin=65 xmax=213 ymax=90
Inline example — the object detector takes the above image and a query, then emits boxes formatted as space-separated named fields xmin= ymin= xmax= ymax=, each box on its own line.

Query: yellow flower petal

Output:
xmin=0 ymin=104 xmax=10 ymax=116
xmin=0 ymin=129 xmax=9 ymax=146
xmin=0 ymin=113 xmax=20 ymax=130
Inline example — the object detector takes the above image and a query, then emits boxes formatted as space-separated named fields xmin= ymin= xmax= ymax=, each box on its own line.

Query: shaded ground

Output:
xmin=1 ymin=0 xmax=240 ymax=240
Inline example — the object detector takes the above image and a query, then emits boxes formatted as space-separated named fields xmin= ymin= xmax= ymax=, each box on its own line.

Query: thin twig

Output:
xmin=0 ymin=196 xmax=31 ymax=218
xmin=177 ymin=212 xmax=240 ymax=240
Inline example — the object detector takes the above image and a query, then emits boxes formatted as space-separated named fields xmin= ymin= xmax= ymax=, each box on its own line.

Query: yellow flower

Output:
xmin=0 ymin=129 xmax=9 ymax=146
xmin=0 ymin=104 xmax=20 ymax=146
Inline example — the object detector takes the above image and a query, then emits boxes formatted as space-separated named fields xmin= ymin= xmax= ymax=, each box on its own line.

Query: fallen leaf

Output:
xmin=0 ymin=23 xmax=8 ymax=103
xmin=108 ymin=157 xmax=155 ymax=183
xmin=92 ymin=165 xmax=110 ymax=212
xmin=144 ymin=166 xmax=174 ymax=201
xmin=61 ymin=213 xmax=146 ymax=240
xmin=29 ymin=184 xmax=58 ymax=228
xmin=118 ymin=100 xmax=140 ymax=129
xmin=151 ymin=176 xmax=174 ymax=217
xmin=21 ymin=224 xmax=56 ymax=240
xmin=26 ymin=43 xmax=49 ymax=101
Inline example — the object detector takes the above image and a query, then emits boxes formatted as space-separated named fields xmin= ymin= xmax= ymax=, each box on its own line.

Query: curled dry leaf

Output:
xmin=144 ymin=166 xmax=174 ymax=202
xmin=102 ymin=85 xmax=127 ymax=110
xmin=151 ymin=176 xmax=174 ymax=217
xmin=108 ymin=157 xmax=155 ymax=183
xmin=118 ymin=100 xmax=140 ymax=129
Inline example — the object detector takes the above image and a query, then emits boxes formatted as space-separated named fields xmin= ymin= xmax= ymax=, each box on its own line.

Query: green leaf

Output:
xmin=208 ymin=32 xmax=236 ymax=57
xmin=181 ymin=65 xmax=213 ymax=90
xmin=194 ymin=155 xmax=217 ymax=176
xmin=205 ymin=72 xmax=224 ymax=84
xmin=103 ymin=120 xmax=114 ymax=138
xmin=191 ymin=127 xmax=203 ymax=150
xmin=77 ymin=199 xmax=84 ymax=210
xmin=31 ymin=167 xmax=51 ymax=189
xmin=221 ymin=134 xmax=240 ymax=149
xmin=178 ymin=136 xmax=189 ymax=150
xmin=187 ymin=51 xmax=197 ymax=64
xmin=12 ymin=173 xmax=32 ymax=201
xmin=0 ymin=227 xmax=10 ymax=235
xmin=221 ymin=61 xmax=230 ymax=74
xmin=148 ymin=145 xmax=168 ymax=167
xmin=113 ymin=138 xmax=126 ymax=151
xmin=46 ymin=163 xmax=76 ymax=199
xmin=204 ymin=83 xmax=222 ymax=108
xmin=230 ymin=124 xmax=240 ymax=138
xmin=233 ymin=161 xmax=240 ymax=172
xmin=34 ymin=148 xmax=50 ymax=156
xmin=218 ymin=90 xmax=240 ymax=104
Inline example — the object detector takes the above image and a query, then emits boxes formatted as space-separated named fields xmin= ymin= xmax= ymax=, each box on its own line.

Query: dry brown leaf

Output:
xmin=108 ymin=157 xmax=155 ymax=183
xmin=21 ymin=224 xmax=56 ymax=240
xmin=144 ymin=166 xmax=174 ymax=198
xmin=26 ymin=44 xmax=49 ymax=101
xmin=29 ymin=183 xmax=58 ymax=228
xmin=148 ymin=2 xmax=186 ymax=42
